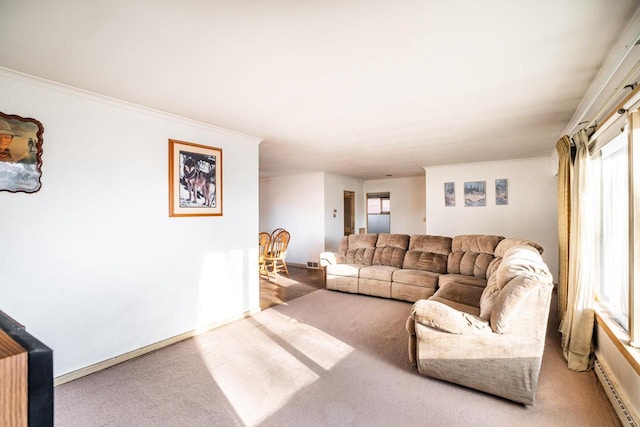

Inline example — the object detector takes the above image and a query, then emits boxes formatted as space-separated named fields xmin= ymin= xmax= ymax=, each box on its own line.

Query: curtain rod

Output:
xmin=588 ymin=82 xmax=640 ymax=143
xmin=584 ymin=61 xmax=640 ymax=130
xmin=564 ymin=9 xmax=640 ymax=136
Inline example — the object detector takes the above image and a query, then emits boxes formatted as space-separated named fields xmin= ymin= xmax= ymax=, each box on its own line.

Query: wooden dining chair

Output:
xmin=265 ymin=229 xmax=290 ymax=278
xmin=270 ymin=228 xmax=285 ymax=241
xmin=258 ymin=232 xmax=271 ymax=278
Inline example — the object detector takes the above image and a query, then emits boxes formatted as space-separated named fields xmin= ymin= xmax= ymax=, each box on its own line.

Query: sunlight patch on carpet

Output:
xmin=194 ymin=309 xmax=353 ymax=426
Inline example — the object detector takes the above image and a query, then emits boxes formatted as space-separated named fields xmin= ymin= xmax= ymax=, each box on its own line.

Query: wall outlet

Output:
xmin=306 ymin=261 xmax=319 ymax=269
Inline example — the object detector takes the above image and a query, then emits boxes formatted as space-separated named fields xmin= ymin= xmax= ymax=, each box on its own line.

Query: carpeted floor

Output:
xmin=55 ymin=271 xmax=620 ymax=426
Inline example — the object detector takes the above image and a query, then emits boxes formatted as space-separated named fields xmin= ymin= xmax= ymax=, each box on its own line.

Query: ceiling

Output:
xmin=1 ymin=0 xmax=639 ymax=179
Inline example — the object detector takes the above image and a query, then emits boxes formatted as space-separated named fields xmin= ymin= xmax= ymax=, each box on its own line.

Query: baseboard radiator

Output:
xmin=595 ymin=359 xmax=638 ymax=427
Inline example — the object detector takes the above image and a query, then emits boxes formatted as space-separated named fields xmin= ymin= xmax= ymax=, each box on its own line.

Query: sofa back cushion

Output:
xmin=376 ymin=233 xmax=410 ymax=249
xmin=447 ymin=235 xmax=504 ymax=278
xmin=348 ymin=233 xmax=378 ymax=249
xmin=494 ymin=245 xmax=552 ymax=289
xmin=344 ymin=248 xmax=376 ymax=265
xmin=372 ymin=233 xmax=409 ymax=268
xmin=403 ymin=235 xmax=452 ymax=273
xmin=340 ymin=233 xmax=378 ymax=265
xmin=479 ymin=240 xmax=551 ymax=321
xmin=494 ymin=238 xmax=544 ymax=257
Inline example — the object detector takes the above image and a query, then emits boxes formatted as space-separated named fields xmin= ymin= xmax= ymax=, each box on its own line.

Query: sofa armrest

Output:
xmin=411 ymin=299 xmax=491 ymax=335
xmin=320 ymin=251 xmax=344 ymax=266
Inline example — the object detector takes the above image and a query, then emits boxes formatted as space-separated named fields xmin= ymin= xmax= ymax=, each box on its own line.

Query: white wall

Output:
xmin=259 ymin=172 xmax=325 ymax=265
xmin=324 ymin=173 xmax=365 ymax=252
xmin=425 ymin=158 xmax=558 ymax=281
xmin=0 ymin=69 xmax=261 ymax=377
xmin=364 ymin=176 xmax=426 ymax=235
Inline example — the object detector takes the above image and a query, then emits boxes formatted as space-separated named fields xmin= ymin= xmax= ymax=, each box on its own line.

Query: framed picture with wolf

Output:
xmin=168 ymin=139 xmax=222 ymax=217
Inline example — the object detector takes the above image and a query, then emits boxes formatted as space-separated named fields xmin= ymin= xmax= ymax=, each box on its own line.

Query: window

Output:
xmin=592 ymin=107 xmax=640 ymax=345
xmin=367 ymin=192 xmax=390 ymax=233
xmin=594 ymin=131 xmax=629 ymax=330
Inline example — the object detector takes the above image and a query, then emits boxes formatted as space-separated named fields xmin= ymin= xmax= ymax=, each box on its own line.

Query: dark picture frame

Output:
xmin=444 ymin=182 xmax=455 ymax=206
xmin=464 ymin=181 xmax=486 ymax=207
xmin=496 ymin=178 xmax=508 ymax=205
xmin=0 ymin=111 xmax=44 ymax=193
xmin=169 ymin=139 xmax=222 ymax=217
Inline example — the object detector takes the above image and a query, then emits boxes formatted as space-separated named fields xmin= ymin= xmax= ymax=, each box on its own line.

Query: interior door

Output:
xmin=343 ymin=191 xmax=355 ymax=235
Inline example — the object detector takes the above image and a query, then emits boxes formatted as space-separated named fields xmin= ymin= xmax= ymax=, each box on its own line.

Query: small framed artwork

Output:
xmin=169 ymin=139 xmax=222 ymax=217
xmin=496 ymin=178 xmax=508 ymax=205
xmin=444 ymin=182 xmax=455 ymax=206
xmin=0 ymin=111 xmax=44 ymax=193
xmin=464 ymin=181 xmax=486 ymax=207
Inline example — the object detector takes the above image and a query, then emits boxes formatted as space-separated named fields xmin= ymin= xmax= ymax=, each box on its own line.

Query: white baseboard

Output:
xmin=595 ymin=359 xmax=639 ymax=427
xmin=54 ymin=307 xmax=261 ymax=386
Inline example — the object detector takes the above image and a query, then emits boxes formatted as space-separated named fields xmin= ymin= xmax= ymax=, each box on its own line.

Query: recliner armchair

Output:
xmin=406 ymin=238 xmax=554 ymax=405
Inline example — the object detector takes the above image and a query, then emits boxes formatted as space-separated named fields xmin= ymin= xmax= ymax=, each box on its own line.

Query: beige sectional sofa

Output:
xmin=320 ymin=233 xmax=554 ymax=405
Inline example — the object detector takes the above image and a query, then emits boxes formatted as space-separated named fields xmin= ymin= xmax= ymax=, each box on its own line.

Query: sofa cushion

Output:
xmin=345 ymin=248 xmax=375 ymax=265
xmin=392 ymin=269 xmax=439 ymax=289
xmin=371 ymin=234 xmax=409 ymax=268
xmin=451 ymin=235 xmax=504 ymax=254
xmin=478 ymin=274 xmax=500 ymax=320
xmin=376 ymin=233 xmax=410 ymax=249
xmin=424 ymin=295 xmax=480 ymax=317
xmin=372 ymin=247 xmax=406 ymax=268
xmin=408 ymin=235 xmax=452 ymax=254
xmin=448 ymin=252 xmax=495 ymax=278
xmin=392 ymin=282 xmax=437 ymax=302
xmin=325 ymin=263 xmax=364 ymax=278
xmin=495 ymin=246 xmax=552 ymax=289
xmin=447 ymin=235 xmax=504 ymax=279
xmin=401 ymin=235 xmax=451 ymax=273
xmin=438 ymin=273 xmax=487 ymax=289
xmin=486 ymin=257 xmax=502 ymax=279
xmin=403 ymin=251 xmax=448 ymax=273
xmin=348 ymin=233 xmax=379 ymax=249
xmin=359 ymin=265 xmax=398 ymax=281
xmin=337 ymin=236 xmax=349 ymax=254
xmin=479 ymin=243 xmax=551 ymax=320
xmin=494 ymin=238 xmax=543 ymax=258
xmin=432 ymin=281 xmax=485 ymax=311
xmin=411 ymin=299 xmax=491 ymax=335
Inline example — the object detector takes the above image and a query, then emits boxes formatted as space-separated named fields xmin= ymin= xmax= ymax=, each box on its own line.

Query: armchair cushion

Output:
xmin=411 ymin=299 xmax=491 ymax=335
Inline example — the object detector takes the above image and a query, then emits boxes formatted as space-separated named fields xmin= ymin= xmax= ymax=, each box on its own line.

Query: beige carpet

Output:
xmin=55 ymin=290 xmax=620 ymax=426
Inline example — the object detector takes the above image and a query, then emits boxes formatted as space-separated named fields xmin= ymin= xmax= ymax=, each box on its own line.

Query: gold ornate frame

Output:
xmin=168 ymin=139 xmax=222 ymax=217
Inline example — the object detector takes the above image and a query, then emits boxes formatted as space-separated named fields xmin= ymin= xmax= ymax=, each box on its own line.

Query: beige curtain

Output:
xmin=560 ymin=129 xmax=596 ymax=371
xmin=555 ymin=135 xmax=572 ymax=324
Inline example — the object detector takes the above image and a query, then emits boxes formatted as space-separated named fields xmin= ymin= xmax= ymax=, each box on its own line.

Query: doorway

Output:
xmin=343 ymin=191 xmax=355 ymax=236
